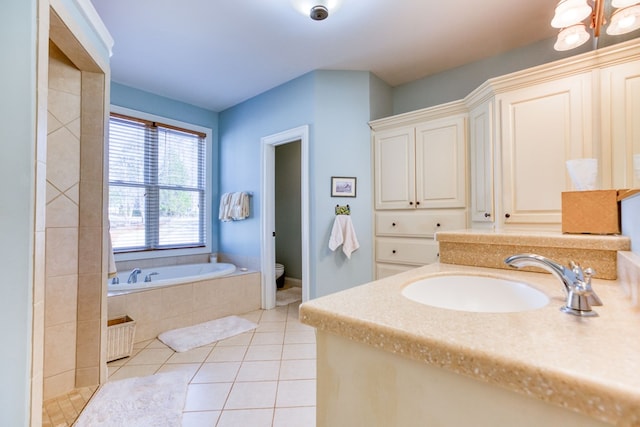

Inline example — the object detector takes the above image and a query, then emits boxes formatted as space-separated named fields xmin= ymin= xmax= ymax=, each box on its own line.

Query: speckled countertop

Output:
xmin=300 ymin=263 xmax=640 ymax=426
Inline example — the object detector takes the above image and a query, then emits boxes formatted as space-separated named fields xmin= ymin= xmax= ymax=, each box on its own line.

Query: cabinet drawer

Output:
xmin=375 ymin=211 xmax=467 ymax=237
xmin=376 ymin=238 xmax=439 ymax=265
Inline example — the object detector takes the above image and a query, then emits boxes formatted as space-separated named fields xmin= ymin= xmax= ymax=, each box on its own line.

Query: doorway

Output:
xmin=260 ymin=126 xmax=310 ymax=309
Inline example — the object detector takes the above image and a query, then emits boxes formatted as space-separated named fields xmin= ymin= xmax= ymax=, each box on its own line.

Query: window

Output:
xmin=108 ymin=109 xmax=211 ymax=256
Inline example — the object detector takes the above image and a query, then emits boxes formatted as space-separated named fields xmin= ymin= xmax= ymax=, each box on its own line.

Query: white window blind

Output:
xmin=108 ymin=113 xmax=207 ymax=252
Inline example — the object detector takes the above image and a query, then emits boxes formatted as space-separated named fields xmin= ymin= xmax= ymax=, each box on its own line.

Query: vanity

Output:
xmin=300 ymin=233 xmax=640 ymax=426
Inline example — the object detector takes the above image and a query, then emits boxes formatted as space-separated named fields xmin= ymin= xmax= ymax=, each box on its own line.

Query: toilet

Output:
xmin=275 ymin=263 xmax=285 ymax=288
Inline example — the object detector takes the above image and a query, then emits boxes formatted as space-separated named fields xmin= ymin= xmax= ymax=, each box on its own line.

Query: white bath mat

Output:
xmin=158 ymin=315 xmax=257 ymax=352
xmin=276 ymin=286 xmax=302 ymax=306
xmin=75 ymin=372 xmax=189 ymax=427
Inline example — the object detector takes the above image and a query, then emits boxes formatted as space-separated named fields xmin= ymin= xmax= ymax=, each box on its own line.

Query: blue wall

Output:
xmin=219 ymin=71 xmax=376 ymax=298
xmin=392 ymin=37 xmax=592 ymax=114
xmin=110 ymin=82 xmax=220 ymax=252
xmin=0 ymin=1 xmax=36 ymax=424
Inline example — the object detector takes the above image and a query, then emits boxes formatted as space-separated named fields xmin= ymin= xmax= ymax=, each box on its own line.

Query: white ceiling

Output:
xmin=90 ymin=0 xmax=559 ymax=112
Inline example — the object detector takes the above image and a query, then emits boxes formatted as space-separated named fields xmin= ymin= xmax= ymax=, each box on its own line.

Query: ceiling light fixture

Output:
xmin=551 ymin=0 xmax=640 ymax=50
xmin=291 ymin=0 xmax=342 ymax=21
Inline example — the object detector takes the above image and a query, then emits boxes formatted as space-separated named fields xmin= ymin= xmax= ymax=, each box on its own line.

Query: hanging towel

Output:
xmin=328 ymin=214 xmax=360 ymax=259
xmin=218 ymin=192 xmax=233 ymax=222
xmin=230 ymin=192 xmax=250 ymax=220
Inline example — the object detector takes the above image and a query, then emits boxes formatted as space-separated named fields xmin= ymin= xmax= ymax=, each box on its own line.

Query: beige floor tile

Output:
xmin=133 ymin=339 xmax=154 ymax=349
xmin=184 ymin=382 xmax=232 ymax=411
xmin=206 ymin=345 xmax=248 ymax=362
xmin=107 ymin=364 xmax=159 ymax=381
xmin=285 ymin=321 xmax=314 ymax=332
xmin=216 ymin=331 xmax=254 ymax=346
xmin=155 ymin=363 xmax=201 ymax=381
xmin=244 ymin=344 xmax=283 ymax=361
xmin=239 ymin=310 xmax=263 ymax=323
xmin=165 ymin=346 xmax=212 ymax=364
xmin=225 ymin=381 xmax=278 ymax=409
xmin=276 ymin=380 xmax=316 ymax=407
xmin=279 ymin=359 xmax=316 ymax=380
xmin=251 ymin=331 xmax=285 ymax=345
xmin=192 ymin=362 xmax=241 ymax=383
xmin=216 ymin=408 xmax=274 ymax=427
xmin=282 ymin=343 xmax=316 ymax=360
xmin=260 ymin=308 xmax=288 ymax=322
xmin=284 ymin=331 xmax=316 ymax=344
xmin=181 ymin=410 xmax=220 ymax=427
xmin=256 ymin=321 xmax=286 ymax=333
xmin=126 ymin=347 xmax=174 ymax=365
xmin=236 ymin=360 xmax=280 ymax=382
xmin=145 ymin=338 xmax=170 ymax=349
xmin=273 ymin=406 xmax=316 ymax=427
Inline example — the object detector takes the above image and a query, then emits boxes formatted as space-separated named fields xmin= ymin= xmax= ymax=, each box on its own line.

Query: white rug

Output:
xmin=75 ymin=372 xmax=189 ymax=427
xmin=158 ymin=315 xmax=257 ymax=352
xmin=276 ymin=286 xmax=302 ymax=306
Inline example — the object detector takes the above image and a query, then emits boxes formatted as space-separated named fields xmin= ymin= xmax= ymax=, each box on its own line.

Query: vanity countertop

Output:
xmin=299 ymin=263 xmax=640 ymax=426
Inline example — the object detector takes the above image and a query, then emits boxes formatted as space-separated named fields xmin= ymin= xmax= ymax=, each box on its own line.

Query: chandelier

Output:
xmin=551 ymin=0 xmax=640 ymax=50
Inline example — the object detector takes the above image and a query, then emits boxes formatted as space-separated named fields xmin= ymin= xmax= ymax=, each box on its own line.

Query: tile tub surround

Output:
xmin=436 ymin=230 xmax=630 ymax=280
xmin=108 ymin=271 xmax=261 ymax=343
xmin=300 ymin=263 xmax=640 ymax=426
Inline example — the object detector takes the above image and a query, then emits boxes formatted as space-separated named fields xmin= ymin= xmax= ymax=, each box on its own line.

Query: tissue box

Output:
xmin=562 ymin=189 xmax=638 ymax=234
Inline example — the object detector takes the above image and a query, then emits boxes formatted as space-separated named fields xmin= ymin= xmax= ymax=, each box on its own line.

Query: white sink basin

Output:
xmin=401 ymin=274 xmax=549 ymax=313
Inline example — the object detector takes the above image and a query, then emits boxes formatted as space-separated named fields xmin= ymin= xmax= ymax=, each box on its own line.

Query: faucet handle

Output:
xmin=582 ymin=267 xmax=603 ymax=306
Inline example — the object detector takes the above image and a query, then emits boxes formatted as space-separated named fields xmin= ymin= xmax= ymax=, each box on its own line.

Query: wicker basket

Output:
xmin=107 ymin=315 xmax=136 ymax=362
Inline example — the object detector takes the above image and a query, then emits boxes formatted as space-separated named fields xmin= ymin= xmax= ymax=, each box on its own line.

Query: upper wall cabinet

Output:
xmin=498 ymin=72 xmax=593 ymax=226
xmin=466 ymin=38 xmax=640 ymax=230
xmin=469 ymin=98 xmax=494 ymax=223
xmin=600 ymin=60 xmax=640 ymax=189
xmin=373 ymin=110 xmax=467 ymax=210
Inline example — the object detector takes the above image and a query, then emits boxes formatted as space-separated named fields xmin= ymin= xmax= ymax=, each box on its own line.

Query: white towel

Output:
xmin=328 ymin=215 xmax=360 ymax=259
xmin=230 ymin=192 xmax=250 ymax=220
xmin=218 ymin=192 xmax=233 ymax=221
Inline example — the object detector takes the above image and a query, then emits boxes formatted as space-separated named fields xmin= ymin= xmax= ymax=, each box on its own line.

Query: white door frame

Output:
xmin=260 ymin=125 xmax=310 ymax=309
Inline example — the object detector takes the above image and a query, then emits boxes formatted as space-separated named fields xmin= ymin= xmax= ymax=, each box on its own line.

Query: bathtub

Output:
xmin=108 ymin=262 xmax=237 ymax=292
xmin=107 ymin=262 xmax=261 ymax=343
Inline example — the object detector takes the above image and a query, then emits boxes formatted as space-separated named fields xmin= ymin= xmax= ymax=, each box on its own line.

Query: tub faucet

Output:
xmin=144 ymin=272 xmax=159 ymax=282
xmin=504 ymin=253 xmax=602 ymax=317
xmin=127 ymin=268 xmax=142 ymax=284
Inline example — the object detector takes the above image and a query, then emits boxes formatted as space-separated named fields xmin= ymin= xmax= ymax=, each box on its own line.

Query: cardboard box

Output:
xmin=562 ymin=189 xmax=639 ymax=234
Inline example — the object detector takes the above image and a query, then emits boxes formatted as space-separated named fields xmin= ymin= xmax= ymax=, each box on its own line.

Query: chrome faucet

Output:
xmin=144 ymin=272 xmax=159 ymax=282
xmin=127 ymin=268 xmax=142 ymax=284
xmin=504 ymin=253 xmax=602 ymax=317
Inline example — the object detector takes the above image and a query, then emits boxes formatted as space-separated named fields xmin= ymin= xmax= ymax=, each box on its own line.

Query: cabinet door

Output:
xmin=600 ymin=60 xmax=640 ymax=189
xmin=415 ymin=115 xmax=466 ymax=209
xmin=374 ymin=127 xmax=416 ymax=209
xmin=469 ymin=100 xmax=494 ymax=223
xmin=499 ymin=73 xmax=592 ymax=225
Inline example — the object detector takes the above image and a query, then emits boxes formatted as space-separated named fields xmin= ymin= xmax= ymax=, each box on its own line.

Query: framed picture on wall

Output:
xmin=331 ymin=176 xmax=357 ymax=197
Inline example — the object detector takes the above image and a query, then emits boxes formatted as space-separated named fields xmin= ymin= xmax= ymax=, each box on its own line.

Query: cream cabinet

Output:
xmin=600 ymin=60 xmax=640 ymax=189
xmin=468 ymin=72 xmax=594 ymax=229
xmin=469 ymin=98 xmax=494 ymax=224
xmin=498 ymin=72 xmax=593 ymax=226
xmin=374 ymin=115 xmax=466 ymax=210
xmin=370 ymin=103 xmax=469 ymax=279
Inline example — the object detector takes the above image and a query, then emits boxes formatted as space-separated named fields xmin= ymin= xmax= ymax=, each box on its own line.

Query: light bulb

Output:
xmin=607 ymin=5 xmax=640 ymax=35
xmin=554 ymin=23 xmax=590 ymax=51
xmin=551 ymin=0 xmax=592 ymax=28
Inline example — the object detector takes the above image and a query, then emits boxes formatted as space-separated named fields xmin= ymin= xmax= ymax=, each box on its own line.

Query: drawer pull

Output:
xmin=505 ymin=213 xmax=511 ymax=219
xmin=392 ymin=222 xmax=396 ymax=227
xmin=416 ymin=201 xmax=420 ymax=205
xmin=409 ymin=201 xmax=413 ymax=206
xmin=436 ymin=223 xmax=441 ymax=227
xmin=392 ymin=250 xmax=396 ymax=254
xmin=484 ymin=212 xmax=491 ymax=218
